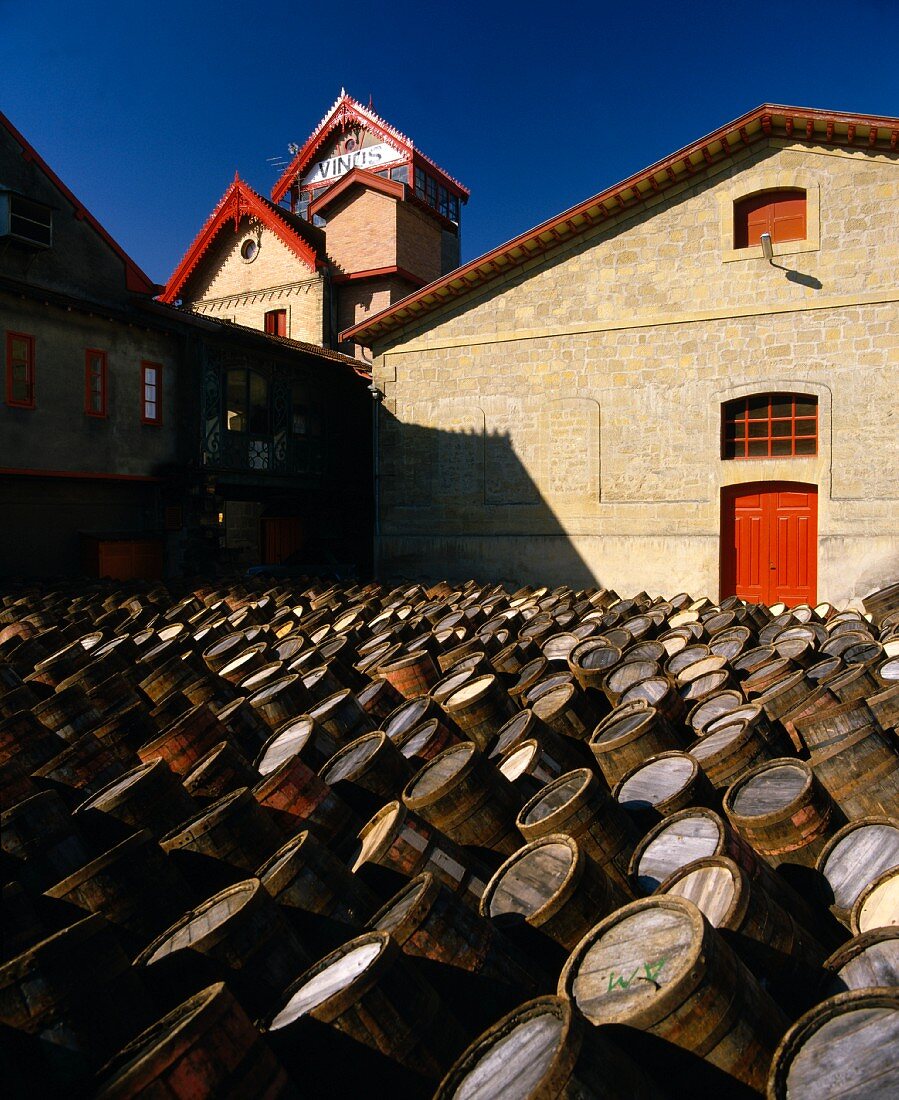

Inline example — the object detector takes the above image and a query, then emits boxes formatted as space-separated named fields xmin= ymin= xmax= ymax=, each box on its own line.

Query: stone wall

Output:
xmin=369 ymin=139 xmax=899 ymax=603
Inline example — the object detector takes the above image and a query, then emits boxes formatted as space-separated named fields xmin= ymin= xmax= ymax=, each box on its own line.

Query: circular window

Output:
xmin=240 ymin=238 xmax=259 ymax=263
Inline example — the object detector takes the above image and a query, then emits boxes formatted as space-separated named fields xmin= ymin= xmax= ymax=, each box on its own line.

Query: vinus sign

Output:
xmin=302 ymin=142 xmax=404 ymax=186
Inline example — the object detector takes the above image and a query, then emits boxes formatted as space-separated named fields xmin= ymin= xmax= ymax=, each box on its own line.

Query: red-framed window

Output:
xmin=84 ymin=349 xmax=108 ymax=417
xmin=141 ymin=362 xmax=162 ymax=425
xmin=264 ymin=309 xmax=287 ymax=337
xmin=734 ymin=190 xmax=807 ymax=248
xmin=722 ymin=393 xmax=818 ymax=459
xmin=6 ymin=331 xmax=35 ymax=408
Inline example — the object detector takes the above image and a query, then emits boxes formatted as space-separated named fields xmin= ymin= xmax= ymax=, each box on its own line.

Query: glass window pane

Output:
xmin=770 ymin=396 xmax=792 ymax=417
xmin=748 ymin=420 xmax=768 ymax=438
xmin=771 ymin=420 xmax=792 ymax=436
xmin=11 ymin=337 xmax=29 ymax=360
xmin=795 ymin=398 xmax=816 ymax=416
xmin=226 ymin=369 xmax=247 ymax=432
xmin=771 ymin=439 xmax=792 ymax=456
xmin=248 ymin=372 xmax=269 ymax=434
xmin=722 ymin=440 xmax=737 ymax=459
xmin=794 ymin=419 xmax=816 ymax=436
xmin=748 ymin=440 xmax=768 ymax=457
xmin=747 ymin=396 xmax=768 ymax=419
xmin=795 ymin=437 xmax=816 ymax=455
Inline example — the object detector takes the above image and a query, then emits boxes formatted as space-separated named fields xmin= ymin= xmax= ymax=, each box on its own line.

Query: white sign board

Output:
xmin=302 ymin=142 xmax=404 ymax=187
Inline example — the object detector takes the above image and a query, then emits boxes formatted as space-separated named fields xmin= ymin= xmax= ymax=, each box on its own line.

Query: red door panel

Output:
xmin=721 ymin=482 xmax=817 ymax=606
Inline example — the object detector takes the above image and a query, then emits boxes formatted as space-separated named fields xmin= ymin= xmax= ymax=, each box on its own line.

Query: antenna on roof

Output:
xmin=368 ymin=93 xmax=374 ymax=110
xmin=287 ymin=143 xmax=300 ymax=155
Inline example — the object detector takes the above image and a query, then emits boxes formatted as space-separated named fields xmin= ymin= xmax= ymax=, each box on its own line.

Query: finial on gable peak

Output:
xmin=340 ymin=86 xmax=346 ymax=98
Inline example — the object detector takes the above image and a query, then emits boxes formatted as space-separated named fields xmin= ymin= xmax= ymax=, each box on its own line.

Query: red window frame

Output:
xmin=722 ymin=394 xmax=818 ymax=460
xmin=6 ymin=331 xmax=35 ymax=408
xmin=141 ymin=362 xmax=162 ymax=425
xmin=84 ymin=349 xmax=108 ymax=417
xmin=264 ymin=309 xmax=287 ymax=337
xmin=734 ymin=190 xmax=807 ymax=248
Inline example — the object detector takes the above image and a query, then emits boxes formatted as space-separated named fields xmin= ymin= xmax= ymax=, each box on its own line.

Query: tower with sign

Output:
xmin=162 ymin=91 xmax=468 ymax=360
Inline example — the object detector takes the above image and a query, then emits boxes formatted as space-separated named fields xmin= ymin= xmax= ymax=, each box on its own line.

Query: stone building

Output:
xmin=1 ymin=112 xmax=371 ymax=580
xmin=161 ymin=91 xmax=468 ymax=362
xmin=346 ymin=105 xmax=899 ymax=605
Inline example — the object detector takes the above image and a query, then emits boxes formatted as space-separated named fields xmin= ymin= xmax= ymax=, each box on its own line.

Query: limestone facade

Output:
xmin=365 ymin=138 xmax=899 ymax=602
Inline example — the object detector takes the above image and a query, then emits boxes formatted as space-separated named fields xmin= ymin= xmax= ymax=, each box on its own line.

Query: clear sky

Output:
xmin=2 ymin=0 xmax=897 ymax=285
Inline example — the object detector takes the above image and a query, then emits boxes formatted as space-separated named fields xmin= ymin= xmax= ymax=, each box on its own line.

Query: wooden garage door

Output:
xmin=721 ymin=482 xmax=817 ymax=607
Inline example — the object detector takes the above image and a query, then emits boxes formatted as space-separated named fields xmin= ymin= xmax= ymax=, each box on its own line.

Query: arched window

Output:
xmin=722 ymin=393 xmax=817 ymax=459
xmin=734 ymin=189 xmax=806 ymax=249
xmin=225 ymin=368 xmax=269 ymax=434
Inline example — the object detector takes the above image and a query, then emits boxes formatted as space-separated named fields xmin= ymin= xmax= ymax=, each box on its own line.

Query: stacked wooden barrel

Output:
xmin=1 ymin=574 xmax=897 ymax=1098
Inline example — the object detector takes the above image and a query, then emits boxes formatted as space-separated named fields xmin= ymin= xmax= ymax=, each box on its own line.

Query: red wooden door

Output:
xmin=721 ymin=483 xmax=817 ymax=606
xmin=261 ymin=517 xmax=303 ymax=565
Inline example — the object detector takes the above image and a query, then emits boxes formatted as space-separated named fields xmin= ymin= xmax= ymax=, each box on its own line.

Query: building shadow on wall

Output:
xmin=376 ymin=406 xmax=599 ymax=589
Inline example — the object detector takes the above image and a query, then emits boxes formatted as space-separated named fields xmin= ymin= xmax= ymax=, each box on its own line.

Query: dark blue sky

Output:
xmin=3 ymin=0 xmax=897 ymax=285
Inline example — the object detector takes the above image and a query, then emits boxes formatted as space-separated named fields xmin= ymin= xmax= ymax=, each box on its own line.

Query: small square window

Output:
xmin=141 ymin=362 xmax=162 ymax=425
xmin=6 ymin=331 xmax=35 ymax=408
xmin=84 ymin=349 xmax=107 ymax=417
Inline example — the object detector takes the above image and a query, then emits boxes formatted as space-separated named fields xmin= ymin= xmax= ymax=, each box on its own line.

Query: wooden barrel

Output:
xmin=320 ymin=731 xmax=412 ymax=807
xmin=137 ymin=654 xmax=202 ymax=705
xmin=705 ymin=701 xmax=791 ymax=756
xmin=868 ymin=683 xmax=899 ymax=730
xmin=350 ymin=801 xmax=490 ymax=910
xmin=2 ymin=789 xmax=91 ymax=891
xmin=627 ymin=806 xmax=835 ymax=946
xmin=265 ymin=930 xmax=469 ymax=1080
xmin=93 ymin=982 xmax=292 ymax=1099
xmin=253 ymin=756 xmax=359 ymax=844
xmin=742 ymin=659 xmax=797 ymax=698
xmin=44 ymin=829 xmax=192 ymax=951
xmin=378 ymin=649 xmax=441 ymax=699
xmin=356 ymin=677 xmax=405 ymax=721
xmin=531 ymin=682 xmax=603 ymax=741
xmin=816 ymin=817 xmax=899 ymax=926
xmin=368 ymin=872 xmax=541 ymax=1008
xmin=524 ymin=672 xmax=574 ymax=708
xmin=236 ymin=661 xmax=286 ymax=697
xmin=516 ymin=768 xmax=637 ymax=897
xmin=217 ymin=643 xmax=269 ymax=685
xmin=488 ymin=707 xmax=583 ymax=772
xmin=403 ymin=742 xmax=522 ymax=855
xmin=794 ymin=697 xmax=878 ymax=751
xmin=138 ymin=704 xmax=225 ymax=777
xmin=89 ymin=702 xmax=158 ymax=758
xmin=31 ymin=732 xmax=128 ymax=802
xmin=613 ymin=751 xmax=716 ymax=830
xmin=76 ymin=759 xmax=198 ymax=840
xmin=851 ymin=866 xmax=899 ymax=935
xmin=686 ymin=690 xmax=745 ymax=737
xmin=766 ymin=988 xmax=898 ymax=1099
xmin=137 ymin=879 xmax=310 ymax=1017
xmin=567 ymin=638 xmax=622 ymax=694
xmin=589 ymin=705 xmax=681 ymax=787
xmin=822 ymin=928 xmax=899 ymax=995
xmin=826 ymin=663 xmax=882 ymax=702
xmin=498 ymin=738 xmax=567 ymax=798
xmin=214 ymin=697 xmax=272 ymax=759
xmin=161 ymin=787 xmax=284 ymax=889
xmin=558 ymin=895 xmax=788 ymax=1092
xmin=396 ymin=715 xmax=463 ymax=764
xmin=810 ymin=726 xmax=899 ymax=820
xmin=723 ymin=758 xmax=842 ymax=869
xmin=754 ymin=672 xmax=812 ymax=735
xmin=656 ymin=855 xmax=827 ymax=1015
xmin=183 ymin=741 xmax=257 ymax=803
xmin=302 ymin=664 xmax=347 ymax=705
xmin=0 ymin=913 xmax=151 ymax=1083
xmin=438 ymin=995 xmax=664 ymax=1100
xmin=256 ymin=715 xmax=338 ymax=777
xmin=259 ymin=829 xmax=378 ymax=926
xmin=480 ymin=834 xmax=627 ymax=951
xmin=309 ymin=689 xmax=375 ymax=745
xmin=444 ymin=674 xmax=517 ymax=751
xmin=247 ymin=675 xmax=310 ymax=731
xmin=688 ymin=720 xmax=777 ymax=793
xmin=32 ymin=685 xmax=102 ymax=744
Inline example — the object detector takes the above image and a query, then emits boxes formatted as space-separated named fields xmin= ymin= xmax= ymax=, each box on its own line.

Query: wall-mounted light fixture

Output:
xmin=760 ymin=232 xmax=774 ymax=263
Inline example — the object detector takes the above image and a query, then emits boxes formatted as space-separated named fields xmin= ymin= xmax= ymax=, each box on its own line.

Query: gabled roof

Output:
xmin=343 ymin=103 xmax=899 ymax=346
xmin=1 ymin=112 xmax=157 ymax=295
xmin=308 ymin=167 xmax=405 ymax=218
xmin=160 ymin=174 xmax=320 ymax=304
xmin=270 ymin=91 xmax=469 ymax=205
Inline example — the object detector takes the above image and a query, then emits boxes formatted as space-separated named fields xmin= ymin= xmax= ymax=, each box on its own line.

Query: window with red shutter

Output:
xmin=734 ymin=190 xmax=807 ymax=248
xmin=264 ymin=309 xmax=287 ymax=337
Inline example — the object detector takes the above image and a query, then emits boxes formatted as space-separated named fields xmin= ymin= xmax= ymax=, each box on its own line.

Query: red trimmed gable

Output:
xmin=271 ymin=91 xmax=469 ymax=206
xmin=1 ymin=112 xmax=157 ymax=296
xmin=308 ymin=168 xmax=405 ymax=219
xmin=160 ymin=174 xmax=320 ymax=304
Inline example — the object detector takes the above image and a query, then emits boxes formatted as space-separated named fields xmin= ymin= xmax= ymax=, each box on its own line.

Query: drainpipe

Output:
xmin=367 ymin=383 xmax=383 ymax=580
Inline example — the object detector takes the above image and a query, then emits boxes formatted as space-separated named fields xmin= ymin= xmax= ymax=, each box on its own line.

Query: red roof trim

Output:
xmin=343 ymin=103 xmax=898 ymax=345
xmin=331 ymin=265 xmax=427 ymax=287
xmin=160 ymin=175 xmax=319 ymax=303
xmin=308 ymin=168 xmax=405 ymax=217
xmin=1 ymin=112 xmax=158 ymax=296
xmin=271 ymin=92 xmax=469 ymax=205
